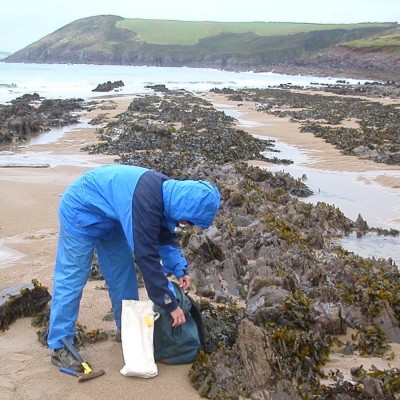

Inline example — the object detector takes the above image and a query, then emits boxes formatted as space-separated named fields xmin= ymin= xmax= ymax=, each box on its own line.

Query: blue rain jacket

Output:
xmin=58 ymin=164 xmax=220 ymax=312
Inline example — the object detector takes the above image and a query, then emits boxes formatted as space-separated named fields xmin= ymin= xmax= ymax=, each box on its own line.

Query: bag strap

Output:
xmin=186 ymin=293 xmax=206 ymax=349
xmin=170 ymin=281 xmax=185 ymax=305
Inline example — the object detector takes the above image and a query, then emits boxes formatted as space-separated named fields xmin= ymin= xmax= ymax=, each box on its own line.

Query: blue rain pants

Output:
xmin=47 ymin=225 xmax=138 ymax=350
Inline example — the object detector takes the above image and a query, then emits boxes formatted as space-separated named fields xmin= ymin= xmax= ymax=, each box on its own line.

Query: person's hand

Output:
xmin=170 ymin=306 xmax=186 ymax=327
xmin=178 ymin=274 xmax=191 ymax=291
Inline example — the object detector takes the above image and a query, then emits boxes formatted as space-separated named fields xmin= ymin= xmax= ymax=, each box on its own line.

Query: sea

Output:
xmin=0 ymin=62 xmax=367 ymax=103
xmin=0 ymin=62 xmax=399 ymax=265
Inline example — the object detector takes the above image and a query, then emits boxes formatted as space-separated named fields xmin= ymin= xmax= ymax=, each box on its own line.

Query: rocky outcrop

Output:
xmin=0 ymin=94 xmax=86 ymax=146
xmin=289 ymin=45 xmax=400 ymax=81
xmin=92 ymin=80 xmax=124 ymax=92
xmin=81 ymin=89 xmax=400 ymax=398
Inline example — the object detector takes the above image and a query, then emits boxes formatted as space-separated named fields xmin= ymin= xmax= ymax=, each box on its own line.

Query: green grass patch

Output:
xmin=116 ymin=19 xmax=394 ymax=45
xmin=342 ymin=27 xmax=400 ymax=49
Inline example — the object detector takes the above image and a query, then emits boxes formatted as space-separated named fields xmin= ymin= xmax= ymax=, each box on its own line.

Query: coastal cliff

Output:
xmin=4 ymin=15 xmax=400 ymax=81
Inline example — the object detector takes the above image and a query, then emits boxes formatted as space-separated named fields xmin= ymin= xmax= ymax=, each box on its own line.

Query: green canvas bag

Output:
xmin=153 ymin=281 xmax=204 ymax=365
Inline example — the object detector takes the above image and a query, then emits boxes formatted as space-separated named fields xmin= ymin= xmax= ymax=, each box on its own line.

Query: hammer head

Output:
xmin=77 ymin=369 xmax=105 ymax=383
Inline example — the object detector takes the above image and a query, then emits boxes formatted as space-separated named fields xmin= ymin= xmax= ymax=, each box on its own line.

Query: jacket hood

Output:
xmin=162 ymin=180 xmax=220 ymax=231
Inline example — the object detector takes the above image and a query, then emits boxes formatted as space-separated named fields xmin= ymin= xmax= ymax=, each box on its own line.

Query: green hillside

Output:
xmin=341 ymin=26 xmax=400 ymax=52
xmin=4 ymin=15 xmax=399 ymax=80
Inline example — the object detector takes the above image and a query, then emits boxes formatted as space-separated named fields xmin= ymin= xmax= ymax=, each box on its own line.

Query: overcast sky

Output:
xmin=1 ymin=0 xmax=399 ymax=53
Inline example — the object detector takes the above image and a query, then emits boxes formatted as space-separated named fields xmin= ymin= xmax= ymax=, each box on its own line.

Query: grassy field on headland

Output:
xmin=115 ymin=19 xmax=394 ymax=45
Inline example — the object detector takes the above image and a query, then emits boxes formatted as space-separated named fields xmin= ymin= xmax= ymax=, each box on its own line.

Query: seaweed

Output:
xmin=0 ymin=279 xmax=51 ymax=331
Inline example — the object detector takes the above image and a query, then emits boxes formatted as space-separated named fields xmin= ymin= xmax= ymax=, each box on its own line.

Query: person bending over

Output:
xmin=47 ymin=164 xmax=221 ymax=371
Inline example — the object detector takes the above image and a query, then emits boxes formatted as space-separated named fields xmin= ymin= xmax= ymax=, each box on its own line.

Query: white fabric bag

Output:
xmin=120 ymin=299 xmax=159 ymax=378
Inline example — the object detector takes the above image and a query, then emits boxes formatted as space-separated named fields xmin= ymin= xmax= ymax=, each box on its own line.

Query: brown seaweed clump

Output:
xmin=0 ymin=94 xmax=86 ymax=147
xmin=0 ymin=279 xmax=51 ymax=332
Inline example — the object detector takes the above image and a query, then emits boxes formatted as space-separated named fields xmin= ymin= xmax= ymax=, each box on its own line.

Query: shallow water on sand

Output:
xmin=262 ymin=142 xmax=400 ymax=266
xmin=0 ymin=150 xmax=107 ymax=168
xmin=332 ymin=232 xmax=400 ymax=266
xmin=260 ymin=140 xmax=400 ymax=230
xmin=0 ymin=239 xmax=24 ymax=269
xmin=26 ymin=118 xmax=92 ymax=146
xmin=219 ymin=104 xmax=400 ymax=266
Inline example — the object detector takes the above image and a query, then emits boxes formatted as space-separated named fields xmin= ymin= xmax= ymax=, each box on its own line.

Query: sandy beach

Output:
xmin=1 ymin=93 xmax=400 ymax=400
xmin=207 ymin=92 xmax=400 ymax=182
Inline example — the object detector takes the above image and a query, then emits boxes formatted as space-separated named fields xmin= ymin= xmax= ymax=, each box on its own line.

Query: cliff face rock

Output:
xmin=289 ymin=45 xmax=400 ymax=80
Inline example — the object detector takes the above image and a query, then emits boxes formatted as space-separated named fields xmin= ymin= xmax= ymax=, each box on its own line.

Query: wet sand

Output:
xmin=206 ymin=92 xmax=400 ymax=181
xmin=1 ymin=93 xmax=400 ymax=399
